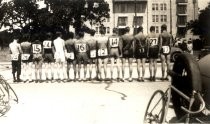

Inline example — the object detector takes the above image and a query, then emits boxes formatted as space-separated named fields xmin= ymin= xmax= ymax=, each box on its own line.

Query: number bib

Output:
xmin=66 ymin=52 xmax=74 ymax=60
xmin=32 ymin=44 xmax=42 ymax=54
xmin=90 ymin=50 xmax=96 ymax=58
xmin=162 ymin=46 xmax=170 ymax=54
xmin=76 ymin=44 xmax=87 ymax=53
xmin=22 ymin=54 xmax=30 ymax=60
xmin=11 ymin=54 xmax=19 ymax=61
xmin=43 ymin=41 xmax=52 ymax=49
xmin=109 ymin=37 xmax=119 ymax=48
xmin=98 ymin=48 xmax=108 ymax=56
xmin=150 ymin=38 xmax=158 ymax=46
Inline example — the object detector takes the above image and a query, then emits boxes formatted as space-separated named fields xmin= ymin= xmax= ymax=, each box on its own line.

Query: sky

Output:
xmin=198 ymin=0 xmax=210 ymax=10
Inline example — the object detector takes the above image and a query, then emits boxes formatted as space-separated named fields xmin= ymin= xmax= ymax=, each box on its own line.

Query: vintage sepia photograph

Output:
xmin=0 ymin=0 xmax=210 ymax=123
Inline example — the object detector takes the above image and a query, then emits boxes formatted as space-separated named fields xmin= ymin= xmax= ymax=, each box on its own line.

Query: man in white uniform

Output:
xmin=53 ymin=32 xmax=66 ymax=82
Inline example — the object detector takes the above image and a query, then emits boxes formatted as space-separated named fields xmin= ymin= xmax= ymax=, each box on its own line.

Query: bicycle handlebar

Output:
xmin=181 ymin=92 xmax=205 ymax=114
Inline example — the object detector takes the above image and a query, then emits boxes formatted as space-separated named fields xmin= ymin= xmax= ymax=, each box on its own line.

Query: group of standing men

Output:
xmin=9 ymin=24 xmax=172 ymax=83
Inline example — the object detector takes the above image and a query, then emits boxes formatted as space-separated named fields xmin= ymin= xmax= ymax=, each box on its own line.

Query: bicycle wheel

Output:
xmin=171 ymin=53 xmax=202 ymax=119
xmin=144 ymin=90 xmax=166 ymax=123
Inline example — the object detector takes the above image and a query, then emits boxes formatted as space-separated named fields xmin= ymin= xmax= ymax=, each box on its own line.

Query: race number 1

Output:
xmin=109 ymin=37 xmax=119 ymax=48
xmin=43 ymin=41 xmax=52 ymax=48
xmin=150 ymin=38 xmax=158 ymax=46
xmin=162 ymin=46 xmax=170 ymax=54
xmin=98 ymin=48 xmax=108 ymax=56
xmin=32 ymin=44 xmax=42 ymax=54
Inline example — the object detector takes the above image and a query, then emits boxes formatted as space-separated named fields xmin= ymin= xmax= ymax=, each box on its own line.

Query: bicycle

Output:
xmin=144 ymin=53 xmax=210 ymax=123
xmin=0 ymin=75 xmax=18 ymax=117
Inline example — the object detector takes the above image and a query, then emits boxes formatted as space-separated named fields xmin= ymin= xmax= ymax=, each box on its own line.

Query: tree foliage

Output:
xmin=187 ymin=3 xmax=210 ymax=45
xmin=0 ymin=0 xmax=110 ymax=35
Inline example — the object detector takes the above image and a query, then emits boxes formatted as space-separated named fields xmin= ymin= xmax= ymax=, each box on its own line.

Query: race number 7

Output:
xmin=32 ymin=44 xmax=42 ymax=54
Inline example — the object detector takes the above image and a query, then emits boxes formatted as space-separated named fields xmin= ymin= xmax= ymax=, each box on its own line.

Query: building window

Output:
xmin=121 ymin=3 xmax=127 ymax=13
xmin=152 ymin=3 xmax=155 ymax=11
xmin=160 ymin=4 xmax=163 ymax=10
xmin=118 ymin=17 xmax=128 ymax=26
xmin=164 ymin=3 xmax=167 ymax=10
xmin=133 ymin=16 xmax=143 ymax=27
xmin=152 ymin=15 xmax=155 ymax=22
xmin=107 ymin=27 xmax=110 ymax=34
xmin=177 ymin=16 xmax=187 ymax=25
xmin=161 ymin=15 xmax=167 ymax=22
xmin=152 ymin=3 xmax=159 ymax=11
xmin=177 ymin=5 xmax=187 ymax=14
xmin=164 ymin=15 xmax=167 ymax=22
xmin=156 ymin=3 xmax=159 ymax=10
xmin=155 ymin=26 xmax=159 ymax=33
xmin=156 ymin=15 xmax=159 ymax=22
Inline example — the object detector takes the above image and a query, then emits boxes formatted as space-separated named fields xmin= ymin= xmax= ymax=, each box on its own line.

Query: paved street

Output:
xmin=0 ymin=63 xmax=176 ymax=124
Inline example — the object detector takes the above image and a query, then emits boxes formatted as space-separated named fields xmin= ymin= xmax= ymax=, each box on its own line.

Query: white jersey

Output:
xmin=53 ymin=37 xmax=65 ymax=53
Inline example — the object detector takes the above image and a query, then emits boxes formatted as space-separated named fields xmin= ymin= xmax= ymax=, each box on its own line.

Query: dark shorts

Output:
xmin=122 ymin=49 xmax=133 ymax=58
xmin=76 ymin=53 xmax=89 ymax=64
xmin=148 ymin=47 xmax=159 ymax=59
xmin=43 ymin=53 xmax=55 ymax=63
xmin=134 ymin=47 xmax=147 ymax=59
xmin=33 ymin=54 xmax=43 ymax=62
xmin=109 ymin=48 xmax=120 ymax=58
xmin=22 ymin=54 xmax=33 ymax=63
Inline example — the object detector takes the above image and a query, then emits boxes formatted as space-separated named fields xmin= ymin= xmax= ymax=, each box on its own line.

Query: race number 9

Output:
xmin=98 ymin=48 xmax=108 ymax=56
xmin=150 ymin=38 xmax=158 ymax=46
xmin=77 ymin=44 xmax=87 ymax=52
xmin=109 ymin=37 xmax=119 ymax=47
xmin=43 ymin=41 xmax=52 ymax=48
xmin=32 ymin=44 xmax=42 ymax=54
xmin=162 ymin=46 xmax=170 ymax=54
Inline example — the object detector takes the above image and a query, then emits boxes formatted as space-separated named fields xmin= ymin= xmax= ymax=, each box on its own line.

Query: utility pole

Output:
xmin=134 ymin=0 xmax=137 ymax=35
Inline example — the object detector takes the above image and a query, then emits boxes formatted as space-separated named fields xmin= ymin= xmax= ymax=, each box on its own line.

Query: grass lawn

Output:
xmin=0 ymin=47 xmax=11 ymax=62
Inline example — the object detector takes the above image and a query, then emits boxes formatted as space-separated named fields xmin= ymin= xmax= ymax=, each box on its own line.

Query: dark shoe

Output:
xmin=17 ymin=79 xmax=23 ymax=82
xmin=13 ymin=79 xmax=17 ymax=82
xmin=149 ymin=77 xmax=153 ymax=81
xmin=141 ymin=77 xmax=145 ymax=82
xmin=29 ymin=80 xmax=33 ymax=83
xmin=117 ymin=78 xmax=120 ymax=82
xmin=153 ymin=77 xmax=156 ymax=81
xmin=137 ymin=78 xmax=141 ymax=82
xmin=35 ymin=80 xmax=38 ymax=83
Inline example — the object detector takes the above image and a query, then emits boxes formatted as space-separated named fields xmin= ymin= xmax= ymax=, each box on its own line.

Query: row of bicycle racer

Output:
xmin=9 ymin=24 xmax=172 ymax=83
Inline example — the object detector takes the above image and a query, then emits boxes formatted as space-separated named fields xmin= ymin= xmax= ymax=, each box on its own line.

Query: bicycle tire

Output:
xmin=144 ymin=90 xmax=166 ymax=123
xmin=171 ymin=53 xmax=202 ymax=119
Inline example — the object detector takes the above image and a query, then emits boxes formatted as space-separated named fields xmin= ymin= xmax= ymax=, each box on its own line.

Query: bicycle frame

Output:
xmin=0 ymin=75 xmax=18 ymax=117
xmin=163 ymin=84 xmax=205 ymax=123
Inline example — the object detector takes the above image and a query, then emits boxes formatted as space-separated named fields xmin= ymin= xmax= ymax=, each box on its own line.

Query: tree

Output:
xmin=45 ymin=0 xmax=110 ymax=34
xmin=187 ymin=2 xmax=210 ymax=46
